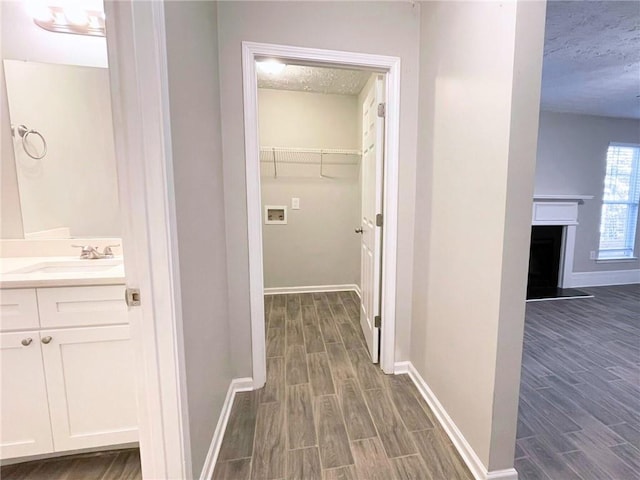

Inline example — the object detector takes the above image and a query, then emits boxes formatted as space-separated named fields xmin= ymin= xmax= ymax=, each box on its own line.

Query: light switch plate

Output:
xmin=292 ymin=197 xmax=300 ymax=210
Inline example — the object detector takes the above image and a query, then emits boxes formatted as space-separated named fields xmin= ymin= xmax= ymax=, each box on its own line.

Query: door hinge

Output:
xmin=376 ymin=213 xmax=383 ymax=227
xmin=374 ymin=315 xmax=382 ymax=328
xmin=377 ymin=102 xmax=386 ymax=118
xmin=125 ymin=287 xmax=141 ymax=307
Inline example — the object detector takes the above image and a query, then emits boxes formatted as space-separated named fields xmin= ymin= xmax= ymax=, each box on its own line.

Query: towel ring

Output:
xmin=12 ymin=124 xmax=47 ymax=160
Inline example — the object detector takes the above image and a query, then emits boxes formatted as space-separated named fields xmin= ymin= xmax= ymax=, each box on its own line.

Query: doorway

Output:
xmin=242 ymin=42 xmax=402 ymax=386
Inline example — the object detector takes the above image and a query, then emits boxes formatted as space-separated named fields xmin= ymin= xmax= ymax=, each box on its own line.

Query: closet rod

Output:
xmin=260 ymin=146 xmax=362 ymax=156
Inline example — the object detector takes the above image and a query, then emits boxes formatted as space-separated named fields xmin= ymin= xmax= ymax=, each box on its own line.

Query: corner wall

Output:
xmin=413 ymin=0 xmax=545 ymax=473
xmin=164 ymin=2 xmax=233 ymax=476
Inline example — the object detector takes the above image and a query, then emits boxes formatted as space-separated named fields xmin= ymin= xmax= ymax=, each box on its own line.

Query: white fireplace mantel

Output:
xmin=531 ymin=194 xmax=593 ymax=288
xmin=532 ymin=194 xmax=594 ymax=226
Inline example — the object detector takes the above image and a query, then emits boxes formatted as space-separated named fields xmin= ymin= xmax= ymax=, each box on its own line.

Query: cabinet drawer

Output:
xmin=0 ymin=289 xmax=39 ymax=331
xmin=37 ymin=286 xmax=128 ymax=328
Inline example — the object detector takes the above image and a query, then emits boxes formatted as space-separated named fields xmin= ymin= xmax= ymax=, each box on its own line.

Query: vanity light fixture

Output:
xmin=25 ymin=0 xmax=106 ymax=37
xmin=257 ymin=59 xmax=286 ymax=75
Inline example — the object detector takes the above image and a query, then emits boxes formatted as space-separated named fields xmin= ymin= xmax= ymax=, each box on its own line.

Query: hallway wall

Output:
xmin=259 ymin=88 xmax=361 ymax=289
xmin=217 ymin=1 xmax=421 ymax=377
xmin=165 ymin=2 xmax=233 ymax=476
xmin=413 ymin=0 xmax=546 ymax=473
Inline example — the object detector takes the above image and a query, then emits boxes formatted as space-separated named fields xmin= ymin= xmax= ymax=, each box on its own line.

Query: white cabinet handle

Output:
xmin=21 ymin=338 xmax=33 ymax=346
xmin=41 ymin=336 xmax=53 ymax=344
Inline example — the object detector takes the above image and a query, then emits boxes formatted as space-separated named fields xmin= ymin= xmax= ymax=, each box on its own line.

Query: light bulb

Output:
xmin=257 ymin=60 xmax=286 ymax=75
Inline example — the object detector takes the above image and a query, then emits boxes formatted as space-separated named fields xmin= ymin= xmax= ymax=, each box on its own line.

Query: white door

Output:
xmin=359 ymin=75 xmax=385 ymax=363
xmin=0 ymin=332 xmax=54 ymax=459
xmin=40 ymin=326 xmax=138 ymax=451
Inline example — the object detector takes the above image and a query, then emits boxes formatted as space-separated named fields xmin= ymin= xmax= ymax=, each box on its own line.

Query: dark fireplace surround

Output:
xmin=526 ymin=225 xmax=590 ymax=300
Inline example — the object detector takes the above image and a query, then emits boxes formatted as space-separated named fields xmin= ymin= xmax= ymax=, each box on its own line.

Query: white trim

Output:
xmin=393 ymin=361 xmax=410 ymax=374
xmin=560 ymin=225 xmax=576 ymax=288
xmin=264 ymin=284 xmax=361 ymax=295
xmin=487 ymin=469 xmax=519 ymax=480
xmin=569 ymin=269 xmax=640 ymax=287
xmin=526 ymin=294 xmax=594 ymax=303
xmin=242 ymin=42 xmax=401 ymax=385
xmin=405 ymin=363 xmax=518 ymax=480
xmin=533 ymin=194 xmax=593 ymax=202
xmin=199 ymin=378 xmax=254 ymax=480
xmin=595 ymin=257 xmax=638 ymax=264
xmin=105 ymin=2 xmax=190 ymax=478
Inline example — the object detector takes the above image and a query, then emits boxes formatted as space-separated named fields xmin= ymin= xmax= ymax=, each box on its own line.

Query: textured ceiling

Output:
xmin=257 ymin=64 xmax=371 ymax=96
xmin=541 ymin=1 xmax=640 ymax=119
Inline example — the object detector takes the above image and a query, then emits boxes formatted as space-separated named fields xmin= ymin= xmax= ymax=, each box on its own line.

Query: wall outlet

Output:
xmin=589 ymin=250 xmax=596 ymax=260
xmin=292 ymin=197 xmax=300 ymax=210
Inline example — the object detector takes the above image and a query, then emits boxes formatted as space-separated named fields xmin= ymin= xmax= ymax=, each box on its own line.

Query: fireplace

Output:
xmin=526 ymin=195 xmax=593 ymax=301
xmin=528 ymin=226 xmax=563 ymax=293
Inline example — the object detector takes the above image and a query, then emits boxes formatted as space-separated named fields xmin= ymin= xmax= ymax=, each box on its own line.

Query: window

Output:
xmin=598 ymin=144 xmax=640 ymax=260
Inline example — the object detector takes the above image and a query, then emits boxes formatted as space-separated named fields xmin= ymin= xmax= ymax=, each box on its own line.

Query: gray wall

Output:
xmin=0 ymin=1 xmax=108 ymax=238
xmin=536 ymin=111 xmax=640 ymax=273
xmin=413 ymin=0 xmax=545 ymax=471
xmin=259 ymin=88 xmax=361 ymax=289
xmin=164 ymin=2 xmax=232 ymax=476
xmin=217 ymin=1 xmax=420 ymax=377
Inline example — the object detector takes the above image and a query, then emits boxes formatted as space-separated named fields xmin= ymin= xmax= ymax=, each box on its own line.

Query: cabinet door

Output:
xmin=40 ymin=326 xmax=138 ymax=452
xmin=0 ymin=332 xmax=54 ymax=459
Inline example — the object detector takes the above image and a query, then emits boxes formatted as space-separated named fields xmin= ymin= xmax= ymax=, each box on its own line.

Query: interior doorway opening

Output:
xmin=242 ymin=42 xmax=402 ymax=386
xmin=257 ymin=62 xmax=385 ymax=363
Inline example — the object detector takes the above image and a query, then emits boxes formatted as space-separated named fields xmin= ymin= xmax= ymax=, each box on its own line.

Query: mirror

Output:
xmin=3 ymin=59 xmax=120 ymax=239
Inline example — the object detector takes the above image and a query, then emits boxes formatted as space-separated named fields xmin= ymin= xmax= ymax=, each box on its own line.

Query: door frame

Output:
xmin=105 ymin=2 xmax=191 ymax=478
xmin=242 ymin=42 xmax=401 ymax=384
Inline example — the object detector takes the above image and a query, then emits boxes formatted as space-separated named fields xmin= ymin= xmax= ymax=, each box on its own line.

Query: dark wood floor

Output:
xmin=516 ymin=284 xmax=640 ymax=480
xmin=213 ymin=291 xmax=472 ymax=480
xmin=0 ymin=448 xmax=141 ymax=480
xmin=8 ymin=286 xmax=635 ymax=480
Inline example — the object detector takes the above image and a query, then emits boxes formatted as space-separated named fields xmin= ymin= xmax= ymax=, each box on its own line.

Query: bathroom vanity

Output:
xmin=0 ymin=257 xmax=137 ymax=461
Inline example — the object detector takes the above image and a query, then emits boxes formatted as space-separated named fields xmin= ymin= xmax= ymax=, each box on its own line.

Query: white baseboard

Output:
xmin=199 ymin=377 xmax=254 ymax=480
xmin=393 ymin=361 xmax=410 ymax=374
xmin=404 ymin=363 xmax=518 ymax=480
xmin=264 ymin=284 xmax=361 ymax=295
xmin=569 ymin=269 xmax=640 ymax=288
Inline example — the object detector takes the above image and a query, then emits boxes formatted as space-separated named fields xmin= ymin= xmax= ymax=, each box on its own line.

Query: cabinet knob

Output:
xmin=41 ymin=336 xmax=53 ymax=344
xmin=21 ymin=338 xmax=33 ymax=346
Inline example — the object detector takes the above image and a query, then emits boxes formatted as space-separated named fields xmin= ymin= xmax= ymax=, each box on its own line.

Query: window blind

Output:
xmin=598 ymin=144 xmax=640 ymax=259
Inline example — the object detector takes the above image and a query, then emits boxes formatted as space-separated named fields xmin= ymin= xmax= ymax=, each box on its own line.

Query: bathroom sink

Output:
xmin=8 ymin=259 xmax=123 ymax=275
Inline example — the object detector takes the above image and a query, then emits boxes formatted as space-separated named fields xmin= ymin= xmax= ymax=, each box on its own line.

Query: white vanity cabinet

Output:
xmin=0 ymin=332 xmax=54 ymax=458
xmin=0 ymin=285 xmax=137 ymax=460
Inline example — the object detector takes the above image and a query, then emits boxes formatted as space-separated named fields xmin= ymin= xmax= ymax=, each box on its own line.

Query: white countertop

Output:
xmin=0 ymin=256 xmax=126 ymax=289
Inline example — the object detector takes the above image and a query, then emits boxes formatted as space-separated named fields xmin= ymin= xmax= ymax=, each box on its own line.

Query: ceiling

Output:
xmin=541 ymin=1 xmax=640 ymax=119
xmin=257 ymin=64 xmax=371 ymax=96
xmin=257 ymin=3 xmax=639 ymax=118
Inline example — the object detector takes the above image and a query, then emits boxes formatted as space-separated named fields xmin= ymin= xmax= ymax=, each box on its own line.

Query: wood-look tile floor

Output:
xmin=516 ymin=284 xmax=640 ymax=480
xmin=0 ymin=448 xmax=141 ymax=480
xmin=213 ymin=291 xmax=472 ymax=480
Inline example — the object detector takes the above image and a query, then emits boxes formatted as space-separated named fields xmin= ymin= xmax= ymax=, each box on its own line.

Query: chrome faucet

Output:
xmin=72 ymin=245 xmax=120 ymax=259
